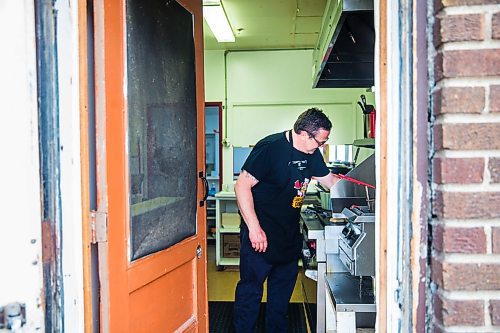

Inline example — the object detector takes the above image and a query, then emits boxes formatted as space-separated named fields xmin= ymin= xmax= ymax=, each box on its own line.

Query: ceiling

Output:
xmin=203 ymin=0 xmax=327 ymax=51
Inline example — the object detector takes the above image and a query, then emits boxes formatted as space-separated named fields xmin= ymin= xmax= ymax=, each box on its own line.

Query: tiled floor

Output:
xmin=207 ymin=242 xmax=375 ymax=333
xmin=207 ymin=242 xmax=304 ymax=303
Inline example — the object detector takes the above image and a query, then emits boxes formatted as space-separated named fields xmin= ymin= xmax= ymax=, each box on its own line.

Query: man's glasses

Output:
xmin=305 ymin=130 xmax=328 ymax=147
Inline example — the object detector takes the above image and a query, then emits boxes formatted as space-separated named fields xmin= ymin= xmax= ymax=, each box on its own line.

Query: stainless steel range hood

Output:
xmin=312 ymin=0 xmax=374 ymax=88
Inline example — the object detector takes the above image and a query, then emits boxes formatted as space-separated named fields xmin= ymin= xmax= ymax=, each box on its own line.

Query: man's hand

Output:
xmin=248 ymin=225 xmax=268 ymax=252
xmin=235 ymin=170 xmax=267 ymax=252
xmin=314 ymin=172 xmax=341 ymax=189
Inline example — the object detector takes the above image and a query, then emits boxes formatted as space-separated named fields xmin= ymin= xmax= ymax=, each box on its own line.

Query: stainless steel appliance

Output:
xmin=338 ymin=207 xmax=375 ymax=277
xmin=300 ymin=153 xmax=376 ymax=332
xmin=324 ymin=206 xmax=376 ymax=329
xmin=300 ymin=208 xmax=327 ymax=333
xmin=325 ymin=153 xmax=377 ymax=329
xmin=301 ymin=206 xmax=348 ymax=333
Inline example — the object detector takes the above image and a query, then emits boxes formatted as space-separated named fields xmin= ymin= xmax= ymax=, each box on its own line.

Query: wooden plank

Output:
xmin=77 ymin=0 xmax=92 ymax=331
xmin=377 ymin=0 xmax=388 ymax=332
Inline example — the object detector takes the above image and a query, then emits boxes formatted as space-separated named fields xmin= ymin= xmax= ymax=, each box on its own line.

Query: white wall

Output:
xmin=0 ymin=0 xmax=44 ymax=330
xmin=204 ymin=49 xmax=375 ymax=185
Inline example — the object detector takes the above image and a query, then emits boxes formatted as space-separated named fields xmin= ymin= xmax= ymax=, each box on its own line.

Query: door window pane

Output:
xmin=126 ymin=0 xmax=197 ymax=261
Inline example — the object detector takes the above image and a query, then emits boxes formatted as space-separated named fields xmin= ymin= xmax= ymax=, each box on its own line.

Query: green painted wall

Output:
xmin=204 ymin=49 xmax=375 ymax=186
xmin=204 ymin=50 xmax=225 ymax=103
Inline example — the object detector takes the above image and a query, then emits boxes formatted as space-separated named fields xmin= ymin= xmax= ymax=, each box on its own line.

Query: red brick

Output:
xmin=433 ymin=293 xmax=445 ymax=324
xmin=441 ymin=262 xmax=500 ymax=290
xmin=433 ymin=225 xmax=445 ymax=252
xmin=490 ymin=85 xmax=500 ymax=112
xmin=434 ymin=0 xmax=444 ymax=14
xmin=443 ymin=226 xmax=487 ymax=253
xmin=440 ymin=0 xmax=500 ymax=5
xmin=438 ymin=49 xmax=500 ymax=78
xmin=434 ymin=123 xmax=500 ymax=150
xmin=432 ymin=257 xmax=444 ymax=287
xmin=490 ymin=158 xmax=500 ymax=183
xmin=433 ymin=157 xmax=485 ymax=184
xmin=493 ymin=12 xmax=500 ymax=39
xmin=491 ymin=300 xmax=500 ymax=325
xmin=493 ymin=227 xmax=500 ymax=253
xmin=437 ymin=294 xmax=485 ymax=326
xmin=434 ymin=15 xmax=443 ymax=46
xmin=434 ymin=124 xmax=443 ymax=150
xmin=436 ymin=14 xmax=484 ymax=45
xmin=432 ymin=323 xmax=444 ymax=333
xmin=435 ymin=52 xmax=445 ymax=82
xmin=433 ymin=191 xmax=500 ymax=219
xmin=433 ymin=87 xmax=485 ymax=114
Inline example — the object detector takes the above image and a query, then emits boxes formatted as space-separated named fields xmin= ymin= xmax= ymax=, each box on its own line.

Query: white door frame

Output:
xmin=0 ymin=0 xmax=44 ymax=331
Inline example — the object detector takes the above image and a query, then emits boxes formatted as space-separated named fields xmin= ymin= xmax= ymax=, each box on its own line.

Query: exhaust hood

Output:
xmin=312 ymin=0 xmax=374 ymax=88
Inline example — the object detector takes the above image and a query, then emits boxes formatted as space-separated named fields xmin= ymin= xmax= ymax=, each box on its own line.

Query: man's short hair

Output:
xmin=293 ymin=107 xmax=332 ymax=135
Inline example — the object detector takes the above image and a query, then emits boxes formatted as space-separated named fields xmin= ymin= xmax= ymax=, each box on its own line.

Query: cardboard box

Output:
xmin=222 ymin=212 xmax=241 ymax=228
xmin=222 ymin=234 xmax=240 ymax=258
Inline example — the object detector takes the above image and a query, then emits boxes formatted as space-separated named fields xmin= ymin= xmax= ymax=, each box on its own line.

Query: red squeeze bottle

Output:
xmin=369 ymin=109 xmax=376 ymax=138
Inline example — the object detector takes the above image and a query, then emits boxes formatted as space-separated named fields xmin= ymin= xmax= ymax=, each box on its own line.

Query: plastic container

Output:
xmin=368 ymin=110 xmax=376 ymax=138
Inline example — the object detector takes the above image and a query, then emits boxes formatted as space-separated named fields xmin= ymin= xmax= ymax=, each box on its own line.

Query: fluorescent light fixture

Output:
xmin=203 ymin=3 xmax=235 ymax=43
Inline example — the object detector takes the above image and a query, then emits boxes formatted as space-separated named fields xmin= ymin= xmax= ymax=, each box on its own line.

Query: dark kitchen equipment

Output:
xmin=313 ymin=0 xmax=375 ymax=88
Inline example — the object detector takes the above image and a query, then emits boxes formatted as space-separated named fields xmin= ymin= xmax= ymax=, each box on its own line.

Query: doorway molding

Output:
xmin=376 ymin=0 xmax=428 ymax=332
xmin=205 ymin=101 xmax=224 ymax=188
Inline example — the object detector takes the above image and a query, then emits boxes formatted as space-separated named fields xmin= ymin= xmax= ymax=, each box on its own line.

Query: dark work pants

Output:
xmin=234 ymin=227 xmax=299 ymax=333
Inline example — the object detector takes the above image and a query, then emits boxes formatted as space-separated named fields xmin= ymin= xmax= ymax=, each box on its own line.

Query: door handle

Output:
xmin=199 ymin=171 xmax=209 ymax=206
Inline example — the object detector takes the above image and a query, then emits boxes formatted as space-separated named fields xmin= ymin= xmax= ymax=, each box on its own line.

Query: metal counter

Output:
xmin=325 ymin=272 xmax=376 ymax=329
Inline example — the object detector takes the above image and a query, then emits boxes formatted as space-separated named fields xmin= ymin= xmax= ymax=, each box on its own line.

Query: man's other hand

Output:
xmin=249 ymin=226 xmax=268 ymax=252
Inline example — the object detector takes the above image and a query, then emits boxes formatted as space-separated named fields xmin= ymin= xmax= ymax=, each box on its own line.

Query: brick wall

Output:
xmin=431 ymin=1 xmax=500 ymax=332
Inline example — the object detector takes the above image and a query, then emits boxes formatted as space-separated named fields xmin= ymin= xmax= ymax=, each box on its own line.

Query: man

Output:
xmin=233 ymin=108 xmax=340 ymax=332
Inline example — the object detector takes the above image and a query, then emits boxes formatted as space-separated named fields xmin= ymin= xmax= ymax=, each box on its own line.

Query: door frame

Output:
xmin=376 ymin=0 xmax=428 ymax=331
xmin=0 ymin=0 xmax=45 ymax=330
xmin=74 ymin=0 xmax=431 ymax=330
xmin=205 ymin=101 xmax=224 ymax=190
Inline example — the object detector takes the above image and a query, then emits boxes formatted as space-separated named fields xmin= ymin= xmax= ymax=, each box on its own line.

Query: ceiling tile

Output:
xmin=295 ymin=16 xmax=322 ymax=34
xmin=297 ymin=0 xmax=326 ymax=17
xmin=204 ymin=0 xmax=326 ymax=50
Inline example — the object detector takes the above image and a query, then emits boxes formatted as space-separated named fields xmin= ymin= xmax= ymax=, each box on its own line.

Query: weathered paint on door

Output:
xmin=94 ymin=0 xmax=208 ymax=331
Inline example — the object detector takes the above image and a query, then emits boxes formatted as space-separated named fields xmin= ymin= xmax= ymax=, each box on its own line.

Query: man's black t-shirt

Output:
xmin=241 ymin=131 xmax=329 ymax=264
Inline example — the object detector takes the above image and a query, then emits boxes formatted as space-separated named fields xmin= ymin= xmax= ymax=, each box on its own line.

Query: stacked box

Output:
xmin=221 ymin=212 xmax=241 ymax=228
xmin=222 ymin=234 xmax=240 ymax=258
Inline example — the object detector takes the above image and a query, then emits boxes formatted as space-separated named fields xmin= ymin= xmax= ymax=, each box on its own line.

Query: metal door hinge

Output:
xmin=0 ymin=302 xmax=26 ymax=330
xmin=90 ymin=210 xmax=108 ymax=244
xmin=196 ymin=245 xmax=202 ymax=259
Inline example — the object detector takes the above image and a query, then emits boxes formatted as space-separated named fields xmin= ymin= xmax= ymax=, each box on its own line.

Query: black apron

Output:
xmin=258 ymin=130 xmax=309 ymax=264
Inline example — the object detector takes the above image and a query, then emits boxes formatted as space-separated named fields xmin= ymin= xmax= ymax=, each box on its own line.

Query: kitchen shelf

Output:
xmin=353 ymin=138 xmax=375 ymax=149
xmin=215 ymin=191 xmax=240 ymax=268
xmin=218 ymin=257 xmax=240 ymax=266
xmin=220 ymin=226 xmax=240 ymax=233
xmin=206 ymin=195 xmax=216 ymax=238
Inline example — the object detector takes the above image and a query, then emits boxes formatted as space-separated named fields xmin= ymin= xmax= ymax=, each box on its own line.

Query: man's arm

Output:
xmin=314 ymin=172 xmax=340 ymax=190
xmin=234 ymin=170 xmax=268 ymax=252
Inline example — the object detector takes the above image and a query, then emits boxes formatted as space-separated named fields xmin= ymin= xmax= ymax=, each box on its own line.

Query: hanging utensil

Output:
xmin=361 ymin=95 xmax=367 ymax=110
xmin=333 ymin=173 xmax=375 ymax=189
xmin=357 ymin=101 xmax=366 ymax=113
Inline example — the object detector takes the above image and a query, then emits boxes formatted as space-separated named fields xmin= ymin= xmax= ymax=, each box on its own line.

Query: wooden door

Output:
xmin=94 ymin=0 xmax=207 ymax=331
